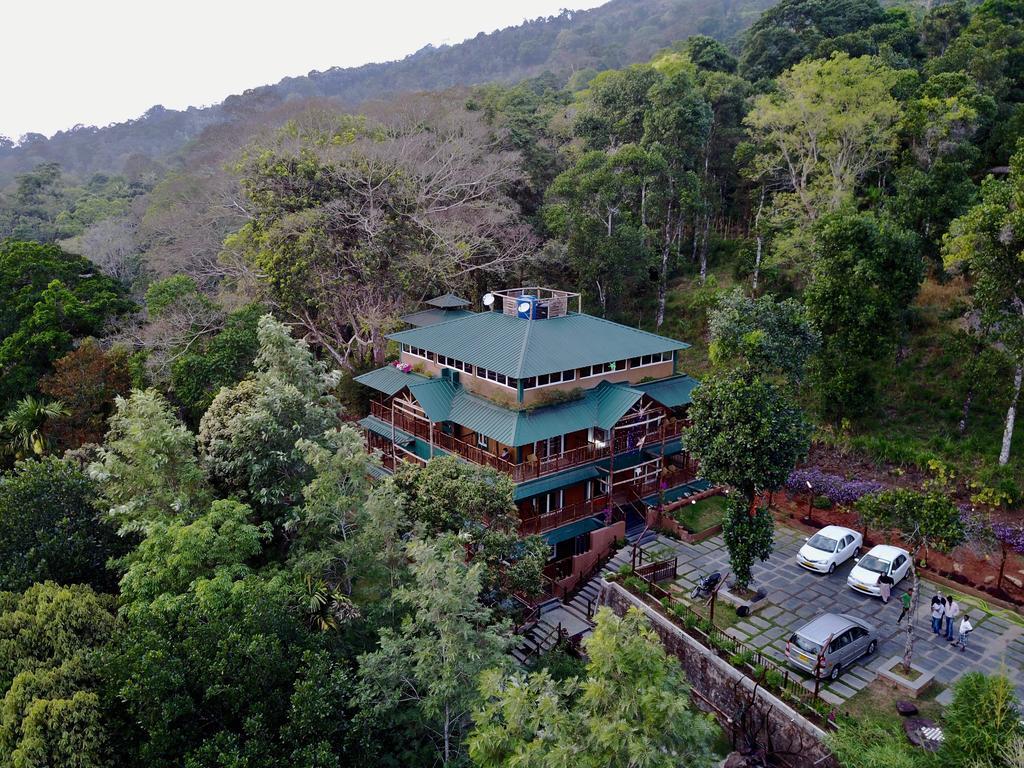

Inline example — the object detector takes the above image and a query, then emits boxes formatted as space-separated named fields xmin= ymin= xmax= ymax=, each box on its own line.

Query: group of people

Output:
xmin=881 ymin=580 xmax=973 ymax=650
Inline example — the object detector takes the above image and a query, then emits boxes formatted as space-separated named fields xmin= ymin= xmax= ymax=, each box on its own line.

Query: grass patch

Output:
xmin=672 ymin=494 xmax=728 ymax=533
xmin=842 ymin=679 xmax=945 ymax=724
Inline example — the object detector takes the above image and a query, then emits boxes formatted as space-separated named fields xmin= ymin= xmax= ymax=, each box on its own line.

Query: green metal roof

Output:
xmin=392 ymin=379 xmax=645 ymax=448
xmin=541 ymin=516 xmax=604 ymax=546
xmin=358 ymin=416 xmax=414 ymax=446
xmin=426 ymin=293 xmax=471 ymax=308
xmin=634 ymin=374 xmax=700 ymax=409
xmin=354 ymin=366 xmax=429 ymax=396
xmin=388 ymin=311 xmax=689 ymax=379
xmin=513 ymin=465 xmax=602 ymax=501
xmin=401 ymin=308 xmax=476 ymax=327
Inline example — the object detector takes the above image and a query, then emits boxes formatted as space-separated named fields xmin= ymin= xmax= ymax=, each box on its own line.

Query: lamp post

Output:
xmin=803 ymin=480 xmax=813 ymax=524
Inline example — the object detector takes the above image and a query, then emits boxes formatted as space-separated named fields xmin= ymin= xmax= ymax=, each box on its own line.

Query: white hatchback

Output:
xmin=796 ymin=525 xmax=863 ymax=574
xmin=847 ymin=544 xmax=912 ymax=597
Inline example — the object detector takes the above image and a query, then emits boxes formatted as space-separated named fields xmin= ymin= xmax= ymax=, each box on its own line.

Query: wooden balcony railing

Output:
xmin=367 ymin=401 xmax=688 ymax=482
xmin=518 ymin=495 xmax=610 ymax=536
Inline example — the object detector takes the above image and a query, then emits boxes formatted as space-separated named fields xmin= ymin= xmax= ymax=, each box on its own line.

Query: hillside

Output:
xmin=0 ymin=0 xmax=771 ymax=185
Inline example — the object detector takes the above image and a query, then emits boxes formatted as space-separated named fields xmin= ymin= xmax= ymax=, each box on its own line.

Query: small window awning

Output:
xmin=513 ymin=465 xmax=601 ymax=501
xmin=358 ymin=416 xmax=414 ymax=447
xmin=634 ymin=374 xmax=700 ymax=409
xmin=354 ymin=366 xmax=429 ymax=397
xmin=541 ymin=516 xmax=604 ymax=546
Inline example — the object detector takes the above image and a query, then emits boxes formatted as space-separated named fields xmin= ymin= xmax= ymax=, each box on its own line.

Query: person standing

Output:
xmin=878 ymin=573 xmax=894 ymax=603
xmin=953 ymin=615 xmax=973 ymax=652
xmin=930 ymin=596 xmax=946 ymax=634
xmin=897 ymin=588 xmax=913 ymax=624
xmin=944 ymin=595 xmax=960 ymax=641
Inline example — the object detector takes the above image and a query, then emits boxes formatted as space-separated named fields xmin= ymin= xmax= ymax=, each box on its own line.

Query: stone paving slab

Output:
xmin=658 ymin=523 xmax=1024 ymax=706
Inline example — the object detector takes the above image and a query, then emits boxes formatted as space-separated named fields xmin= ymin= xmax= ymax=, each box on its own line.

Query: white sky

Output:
xmin=1 ymin=0 xmax=606 ymax=140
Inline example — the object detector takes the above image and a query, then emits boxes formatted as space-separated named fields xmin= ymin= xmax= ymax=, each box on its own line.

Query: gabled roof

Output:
xmin=633 ymin=374 xmax=700 ymax=409
xmin=388 ymin=311 xmax=689 ymax=379
xmin=358 ymin=416 xmax=414 ymax=446
xmin=400 ymin=308 xmax=476 ymax=327
xmin=426 ymin=293 xmax=471 ymax=309
xmin=364 ymin=373 xmax=650 ymax=447
xmin=353 ymin=365 xmax=429 ymax=397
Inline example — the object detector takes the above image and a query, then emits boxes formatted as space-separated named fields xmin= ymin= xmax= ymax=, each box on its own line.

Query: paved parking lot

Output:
xmin=646 ymin=525 xmax=1024 ymax=706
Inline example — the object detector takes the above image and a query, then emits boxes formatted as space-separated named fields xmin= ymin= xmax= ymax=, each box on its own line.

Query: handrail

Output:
xmin=518 ymin=496 xmax=610 ymax=535
xmin=367 ymin=401 xmax=687 ymax=481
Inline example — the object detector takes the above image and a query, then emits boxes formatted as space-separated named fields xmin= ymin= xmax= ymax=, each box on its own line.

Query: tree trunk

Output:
xmin=752 ymin=187 xmax=766 ymax=292
xmin=656 ymin=242 xmax=670 ymax=329
xmin=999 ymin=363 xmax=1022 ymax=466
xmin=698 ymin=212 xmax=711 ymax=284
xmin=902 ymin=564 xmax=920 ymax=674
xmin=958 ymin=386 xmax=974 ymax=435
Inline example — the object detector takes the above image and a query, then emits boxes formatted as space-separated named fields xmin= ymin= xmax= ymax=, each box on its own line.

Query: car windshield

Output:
xmin=807 ymin=534 xmax=839 ymax=553
xmin=790 ymin=634 xmax=822 ymax=656
xmin=858 ymin=555 xmax=890 ymax=574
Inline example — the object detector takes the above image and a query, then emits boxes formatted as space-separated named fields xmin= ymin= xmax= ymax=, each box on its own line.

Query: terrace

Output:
xmin=369 ymin=399 xmax=687 ymax=482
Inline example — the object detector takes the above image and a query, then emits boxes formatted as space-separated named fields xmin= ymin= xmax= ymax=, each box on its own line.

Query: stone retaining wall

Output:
xmin=600 ymin=580 xmax=837 ymax=768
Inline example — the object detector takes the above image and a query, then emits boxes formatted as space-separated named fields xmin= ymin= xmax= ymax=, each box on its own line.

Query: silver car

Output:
xmin=785 ymin=613 xmax=878 ymax=680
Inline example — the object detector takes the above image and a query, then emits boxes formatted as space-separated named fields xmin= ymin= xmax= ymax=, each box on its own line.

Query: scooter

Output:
xmin=690 ymin=571 xmax=722 ymax=600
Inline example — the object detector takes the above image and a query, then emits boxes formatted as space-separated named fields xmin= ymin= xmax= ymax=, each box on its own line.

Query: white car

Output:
xmin=847 ymin=544 xmax=912 ymax=597
xmin=796 ymin=525 xmax=863 ymax=574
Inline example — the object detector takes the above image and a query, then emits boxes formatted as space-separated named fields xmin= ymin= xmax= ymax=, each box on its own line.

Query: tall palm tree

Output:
xmin=1 ymin=396 xmax=69 ymax=459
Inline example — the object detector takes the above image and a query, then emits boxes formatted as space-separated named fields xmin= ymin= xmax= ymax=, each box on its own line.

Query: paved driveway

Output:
xmin=649 ymin=525 xmax=1024 ymax=706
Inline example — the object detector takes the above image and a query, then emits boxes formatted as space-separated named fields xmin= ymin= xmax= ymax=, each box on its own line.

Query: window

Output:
xmin=478 ymin=368 xmax=514 ymax=388
xmin=402 ymin=344 xmax=433 ymax=361
xmin=476 ymin=433 xmax=489 ymax=449
xmin=628 ymin=351 xmax=673 ymax=369
xmin=578 ymin=360 xmax=627 ymax=378
xmin=523 ymin=369 xmax=575 ymax=389
xmin=436 ymin=355 xmax=472 ymax=373
xmin=589 ymin=426 xmax=608 ymax=447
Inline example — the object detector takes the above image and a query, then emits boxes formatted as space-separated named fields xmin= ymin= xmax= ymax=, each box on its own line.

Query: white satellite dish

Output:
xmin=482 ymin=293 xmax=495 ymax=306
xmin=518 ymin=302 xmax=532 ymax=313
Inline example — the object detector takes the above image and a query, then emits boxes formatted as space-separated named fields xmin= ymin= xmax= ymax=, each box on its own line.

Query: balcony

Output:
xmin=518 ymin=496 xmax=610 ymax=536
xmin=367 ymin=401 xmax=686 ymax=483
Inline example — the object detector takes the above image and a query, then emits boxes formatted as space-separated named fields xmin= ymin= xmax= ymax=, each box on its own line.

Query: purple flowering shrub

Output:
xmin=992 ymin=521 xmax=1024 ymax=554
xmin=785 ymin=468 xmax=884 ymax=506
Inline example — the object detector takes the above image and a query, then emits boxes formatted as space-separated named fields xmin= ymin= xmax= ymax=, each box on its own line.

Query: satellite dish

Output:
xmin=482 ymin=293 xmax=495 ymax=306
xmin=518 ymin=302 xmax=532 ymax=313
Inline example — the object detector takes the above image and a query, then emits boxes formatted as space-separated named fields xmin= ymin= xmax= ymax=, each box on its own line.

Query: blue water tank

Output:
xmin=516 ymin=295 xmax=538 ymax=319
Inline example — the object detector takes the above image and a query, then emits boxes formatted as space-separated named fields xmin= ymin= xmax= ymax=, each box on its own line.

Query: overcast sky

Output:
xmin=2 ymin=0 xmax=606 ymax=140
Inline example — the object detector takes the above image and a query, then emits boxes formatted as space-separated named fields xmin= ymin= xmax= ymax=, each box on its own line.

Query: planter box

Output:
xmin=877 ymin=655 xmax=935 ymax=698
xmin=718 ymin=583 xmax=771 ymax=615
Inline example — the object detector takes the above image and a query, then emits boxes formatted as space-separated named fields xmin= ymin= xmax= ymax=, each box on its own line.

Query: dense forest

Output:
xmin=2 ymin=0 xmax=1024 ymax=765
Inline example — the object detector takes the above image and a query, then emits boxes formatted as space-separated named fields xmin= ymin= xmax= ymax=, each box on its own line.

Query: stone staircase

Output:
xmin=514 ymin=533 xmax=689 ymax=665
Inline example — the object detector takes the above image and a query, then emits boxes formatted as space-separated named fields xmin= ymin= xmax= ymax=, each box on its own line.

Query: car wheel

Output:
xmin=853 ymin=547 xmax=861 ymax=558
xmin=828 ymin=562 xmax=836 ymax=574
xmin=829 ymin=664 xmax=842 ymax=681
xmin=867 ymin=640 xmax=877 ymax=655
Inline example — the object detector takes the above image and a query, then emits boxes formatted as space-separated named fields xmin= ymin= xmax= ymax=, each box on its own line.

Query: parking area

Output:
xmin=651 ymin=524 xmax=1024 ymax=706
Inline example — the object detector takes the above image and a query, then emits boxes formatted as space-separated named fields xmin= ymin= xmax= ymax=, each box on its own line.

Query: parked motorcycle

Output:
xmin=690 ymin=571 xmax=722 ymax=600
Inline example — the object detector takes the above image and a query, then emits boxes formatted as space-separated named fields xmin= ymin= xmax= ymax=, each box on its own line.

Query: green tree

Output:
xmin=169 ymin=303 xmax=262 ymax=424
xmin=0 ymin=457 xmax=123 ymax=592
xmin=0 ymin=396 xmax=68 ymax=460
xmin=468 ymin=606 xmax=717 ymax=768
xmin=721 ymin=498 xmax=776 ymax=590
xmin=941 ymin=671 xmax=1023 ymax=767
xmin=0 ymin=582 xmax=115 ymax=768
xmin=89 ymin=389 xmax=210 ymax=535
xmin=0 ymin=241 xmax=132 ymax=408
xmin=856 ymin=489 xmax=964 ymax=671
xmin=743 ymin=53 xmax=902 ymax=262
xmin=944 ymin=144 xmax=1024 ymax=465
xmin=738 ymin=0 xmax=887 ymax=81
xmin=391 ymin=457 xmax=546 ymax=598
xmin=805 ymin=211 xmax=923 ymax=422
xmin=198 ymin=314 xmax=341 ymax=525
xmin=356 ymin=537 xmax=514 ymax=766
xmin=685 ymin=368 xmax=810 ymax=508
xmin=708 ymin=289 xmax=820 ymax=381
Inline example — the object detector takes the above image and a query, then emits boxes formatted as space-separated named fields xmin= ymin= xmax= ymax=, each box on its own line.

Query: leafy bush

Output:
xmin=623 ymin=576 xmax=649 ymax=594
xmin=730 ymin=650 xmax=754 ymax=667
xmin=812 ymin=495 xmax=833 ymax=509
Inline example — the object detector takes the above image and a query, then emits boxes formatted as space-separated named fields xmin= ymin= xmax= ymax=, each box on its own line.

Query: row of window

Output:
xmin=401 ymin=345 xmax=673 ymax=387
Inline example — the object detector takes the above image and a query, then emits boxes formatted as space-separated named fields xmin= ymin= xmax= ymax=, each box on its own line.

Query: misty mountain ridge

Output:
xmin=0 ymin=0 xmax=770 ymax=185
